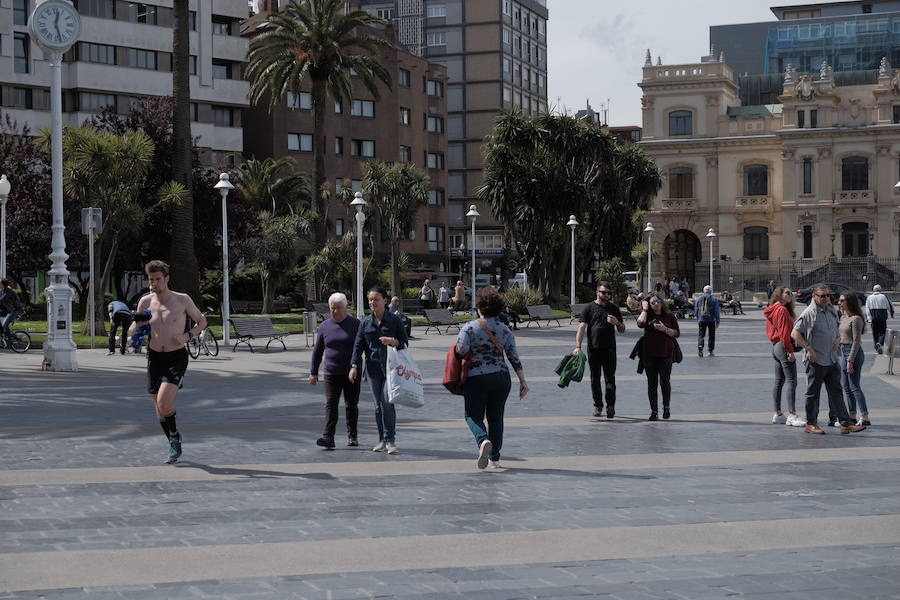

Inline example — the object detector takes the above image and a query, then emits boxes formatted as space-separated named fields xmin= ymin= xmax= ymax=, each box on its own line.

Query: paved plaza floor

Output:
xmin=1 ymin=309 xmax=900 ymax=599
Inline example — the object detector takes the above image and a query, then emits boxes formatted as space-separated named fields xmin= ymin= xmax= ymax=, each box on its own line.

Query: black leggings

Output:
xmin=644 ymin=355 xmax=673 ymax=413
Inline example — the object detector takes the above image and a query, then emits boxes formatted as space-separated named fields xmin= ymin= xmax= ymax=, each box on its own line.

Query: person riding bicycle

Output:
xmin=0 ymin=279 xmax=23 ymax=340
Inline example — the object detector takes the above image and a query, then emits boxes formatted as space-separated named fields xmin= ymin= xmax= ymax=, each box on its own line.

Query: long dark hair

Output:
xmin=647 ymin=292 xmax=671 ymax=315
xmin=769 ymin=285 xmax=795 ymax=318
xmin=840 ymin=291 xmax=865 ymax=330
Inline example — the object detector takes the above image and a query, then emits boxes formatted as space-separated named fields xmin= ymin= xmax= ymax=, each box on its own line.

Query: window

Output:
xmin=400 ymin=145 xmax=412 ymax=162
xmin=743 ymin=226 xmax=769 ymax=260
xmin=669 ymin=167 xmax=693 ymax=198
xmin=668 ymin=110 xmax=692 ymax=136
xmin=11 ymin=87 xmax=32 ymax=109
xmin=427 ymin=80 xmax=444 ymax=97
xmin=127 ymin=3 xmax=157 ymax=24
xmin=212 ymin=16 xmax=232 ymax=35
xmin=894 ymin=105 xmax=900 ymax=124
xmin=334 ymin=99 xmax=343 ymax=113
xmin=212 ymin=106 xmax=234 ymax=126
xmin=810 ymin=109 xmax=818 ymax=128
xmin=13 ymin=0 xmax=28 ymax=26
xmin=287 ymin=91 xmax=312 ymax=110
xmin=190 ymin=102 xmax=199 ymax=122
xmin=189 ymin=55 xmax=197 ymax=75
xmin=81 ymin=92 xmax=116 ymax=112
xmin=400 ymin=107 xmax=411 ymax=125
xmin=189 ymin=11 xmax=196 ymax=31
xmin=426 ymin=152 xmax=444 ymax=169
xmin=503 ymin=28 xmax=511 ymax=44
xmin=212 ymin=59 xmax=232 ymax=79
xmin=77 ymin=0 xmax=115 ymax=18
xmin=427 ymin=225 xmax=444 ymax=251
xmin=351 ymin=139 xmax=375 ymax=157
xmin=797 ymin=109 xmax=805 ymax=128
xmin=802 ymin=158 xmax=813 ymax=194
xmin=538 ymin=19 xmax=546 ymax=35
xmin=503 ymin=57 xmax=511 ymax=74
xmin=82 ymin=42 xmax=116 ymax=65
xmin=427 ymin=31 xmax=447 ymax=47
xmin=351 ymin=99 xmax=375 ymax=117
xmin=335 ymin=136 xmax=343 ymax=155
xmin=288 ymin=133 xmax=313 ymax=152
xmin=399 ymin=68 xmax=411 ymax=87
xmin=335 ymin=218 xmax=344 ymax=237
xmin=503 ymin=87 xmax=512 ymax=103
xmin=538 ymin=74 xmax=545 ymax=89
xmin=743 ymin=165 xmax=768 ymax=196
xmin=351 ymin=179 xmax=362 ymax=194
xmin=127 ymin=48 xmax=157 ymax=70
xmin=14 ymin=34 xmax=29 ymax=74
xmin=842 ymin=156 xmax=868 ymax=190
xmin=428 ymin=188 xmax=445 ymax=206
xmin=427 ymin=115 xmax=444 ymax=133
xmin=376 ymin=8 xmax=395 ymax=20
xmin=427 ymin=5 xmax=447 ymax=18
xmin=503 ymin=0 xmax=512 ymax=16
xmin=803 ymin=225 xmax=813 ymax=258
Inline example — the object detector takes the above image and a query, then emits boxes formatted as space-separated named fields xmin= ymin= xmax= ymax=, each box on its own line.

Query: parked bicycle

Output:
xmin=0 ymin=327 xmax=31 ymax=353
xmin=187 ymin=308 xmax=219 ymax=359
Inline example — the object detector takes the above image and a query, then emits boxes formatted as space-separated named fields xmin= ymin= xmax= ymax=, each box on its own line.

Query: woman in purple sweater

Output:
xmin=309 ymin=293 xmax=361 ymax=449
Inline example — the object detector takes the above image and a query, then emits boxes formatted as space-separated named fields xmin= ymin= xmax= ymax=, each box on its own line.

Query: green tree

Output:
xmin=362 ymin=161 xmax=430 ymax=300
xmin=250 ymin=210 xmax=310 ymax=313
xmin=169 ymin=0 xmax=198 ymax=299
xmin=238 ymin=156 xmax=310 ymax=216
xmin=300 ymin=233 xmax=356 ymax=301
xmin=246 ymin=0 xmax=392 ymax=252
xmin=38 ymin=126 xmax=154 ymax=334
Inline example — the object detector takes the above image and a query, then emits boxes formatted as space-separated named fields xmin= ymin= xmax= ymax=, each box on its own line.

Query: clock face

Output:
xmin=31 ymin=2 xmax=81 ymax=50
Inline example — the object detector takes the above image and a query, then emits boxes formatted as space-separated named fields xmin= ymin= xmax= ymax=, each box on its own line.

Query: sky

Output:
xmin=547 ymin=0 xmax=781 ymax=126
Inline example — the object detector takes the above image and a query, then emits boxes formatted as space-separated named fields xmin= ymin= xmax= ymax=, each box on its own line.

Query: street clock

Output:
xmin=29 ymin=0 xmax=81 ymax=52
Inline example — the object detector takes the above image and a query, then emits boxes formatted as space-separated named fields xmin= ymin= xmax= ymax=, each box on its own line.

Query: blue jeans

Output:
xmin=368 ymin=373 xmax=395 ymax=443
xmin=463 ymin=371 xmax=511 ymax=461
xmin=840 ymin=344 xmax=868 ymax=416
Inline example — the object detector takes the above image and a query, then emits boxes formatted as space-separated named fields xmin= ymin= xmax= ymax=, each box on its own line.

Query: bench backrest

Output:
xmin=423 ymin=308 xmax=456 ymax=325
xmin=311 ymin=303 xmax=329 ymax=315
xmin=230 ymin=316 xmax=280 ymax=336
xmin=526 ymin=304 xmax=555 ymax=318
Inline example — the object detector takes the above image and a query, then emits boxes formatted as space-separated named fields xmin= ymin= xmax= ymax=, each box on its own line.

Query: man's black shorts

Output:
xmin=147 ymin=347 xmax=189 ymax=394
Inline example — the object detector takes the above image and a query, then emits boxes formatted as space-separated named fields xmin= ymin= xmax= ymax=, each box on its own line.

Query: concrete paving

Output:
xmin=1 ymin=308 xmax=900 ymax=599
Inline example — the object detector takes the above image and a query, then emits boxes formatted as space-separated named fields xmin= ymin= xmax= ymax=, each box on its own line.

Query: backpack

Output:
xmin=699 ymin=295 xmax=712 ymax=318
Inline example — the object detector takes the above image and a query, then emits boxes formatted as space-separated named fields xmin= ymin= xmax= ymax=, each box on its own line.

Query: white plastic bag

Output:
xmin=386 ymin=346 xmax=425 ymax=408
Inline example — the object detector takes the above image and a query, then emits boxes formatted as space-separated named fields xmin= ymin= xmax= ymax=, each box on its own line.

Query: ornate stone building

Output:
xmin=638 ymin=51 xmax=900 ymax=290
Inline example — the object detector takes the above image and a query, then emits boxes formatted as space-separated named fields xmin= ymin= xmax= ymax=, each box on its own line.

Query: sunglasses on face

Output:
xmin=783 ymin=290 xmax=792 ymax=295
xmin=650 ymin=300 xmax=663 ymax=305
xmin=838 ymin=298 xmax=846 ymax=303
xmin=814 ymin=293 xmax=829 ymax=298
xmin=597 ymin=290 xmax=610 ymax=295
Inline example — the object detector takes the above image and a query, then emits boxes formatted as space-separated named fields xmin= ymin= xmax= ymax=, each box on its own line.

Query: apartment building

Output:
xmin=241 ymin=14 xmax=450 ymax=271
xmin=0 ymin=0 xmax=249 ymax=165
xmin=354 ymin=0 xmax=548 ymax=279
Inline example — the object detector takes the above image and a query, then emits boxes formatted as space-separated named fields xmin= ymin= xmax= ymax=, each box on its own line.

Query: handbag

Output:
xmin=442 ymin=344 xmax=469 ymax=395
xmin=672 ymin=338 xmax=683 ymax=364
xmin=387 ymin=347 xmax=425 ymax=408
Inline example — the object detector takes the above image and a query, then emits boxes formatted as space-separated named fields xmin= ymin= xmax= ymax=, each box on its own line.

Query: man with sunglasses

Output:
xmin=792 ymin=284 xmax=865 ymax=435
xmin=573 ymin=281 xmax=625 ymax=418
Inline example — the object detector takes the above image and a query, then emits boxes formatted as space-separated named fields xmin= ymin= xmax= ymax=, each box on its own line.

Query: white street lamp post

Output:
xmin=214 ymin=173 xmax=234 ymax=346
xmin=351 ymin=192 xmax=367 ymax=318
xmin=466 ymin=205 xmax=480 ymax=307
xmin=0 ymin=174 xmax=10 ymax=280
xmin=643 ymin=222 xmax=655 ymax=294
xmin=567 ymin=215 xmax=579 ymax=307
xmin=706 ymin=228 xmax=717 ymax=291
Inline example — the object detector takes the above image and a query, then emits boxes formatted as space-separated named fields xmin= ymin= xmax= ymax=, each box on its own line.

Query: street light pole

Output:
xmin=0 ymin=174 xmax=10 ymax=280
xmin=466 ymin=205 xmax=480 ymax=305
xmin=214 ymin=173 xmax=234 ymax=346
xmin=351 ymin=192 xmax=367 ymax=318
xmin=706 ymin=228 xmax=717 ymax=291
xmin=643 ymin=222 xmax=655 ymax=294
xmin=567 ymin=215 xmax=579 ymax=307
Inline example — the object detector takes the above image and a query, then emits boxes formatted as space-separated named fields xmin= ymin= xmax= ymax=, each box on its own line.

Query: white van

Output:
xmin=623 ymin=271 xmax=639 ymax=292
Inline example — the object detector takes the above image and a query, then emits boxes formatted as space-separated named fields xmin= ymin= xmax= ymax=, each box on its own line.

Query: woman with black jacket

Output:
xmin=636 ymin=292 xmax=680 ymax=420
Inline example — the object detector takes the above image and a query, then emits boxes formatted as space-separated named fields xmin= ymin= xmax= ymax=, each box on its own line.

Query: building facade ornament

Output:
xmin=641 ymin=96 xmax=654 ymax=109
xmin=705 ymin=95 xmax=720 ymax=107
xmin=705 ymin=156 xmax=718 ymax=168
xmin=849 ymin=98 xmax=862 ymax=120
xmin=784 ymin=63 xmax=796 ymax=85
xmin=819 ymin=60 xmax=832 ymax=81
xmin=798 ymin=211 xmax=817 ymax=232
xmin=879 ymin=57 xmax=891 ymax=79
xmin=891 ymin=70 xmax=900 ymax=95
xmin=817 ymin=147 xmax=832 ymax=159
xmin=796 ymin=74 xmax=816 ymax=100
xmin=877 ymin=145 xmax=891 ymax=156
xmin=645 ymin=49 xmax=652 ymax=67
xmin=781 ymin=148 xmax=795 ymax=160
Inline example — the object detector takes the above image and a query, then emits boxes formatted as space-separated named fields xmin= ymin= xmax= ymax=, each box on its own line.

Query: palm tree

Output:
xmin=251 ymin=210 xmax=311 ymax=313
xmin=238 ymin=156 xmax=311 ymax=216
xmin=362 ymin=161 xmax=430 ymax=300
xmin=169 ymin=0 xmax=198 ymax=299
xmin=246 ymin=0 xmax=392 ymax=252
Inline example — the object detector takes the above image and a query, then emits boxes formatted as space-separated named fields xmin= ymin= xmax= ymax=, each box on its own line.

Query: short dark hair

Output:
xmin=596 ymin=280 xmax=611 ymax=291
xmin=144 ymin=260 xmax=170 ymax=276
xmin=367 ymin=286 xmax=389 ymax=300
xmin=475 ymin=287 xmax=506 ymax=317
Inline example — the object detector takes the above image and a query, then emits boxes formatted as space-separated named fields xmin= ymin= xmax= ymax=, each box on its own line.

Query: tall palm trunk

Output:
xmin=311 ymin=80 xmax=328 ymax=249
xmin=390 ymin=239 xmax=400 ymax=303
xmin=169 ymin=2 xmax=199 ymax=299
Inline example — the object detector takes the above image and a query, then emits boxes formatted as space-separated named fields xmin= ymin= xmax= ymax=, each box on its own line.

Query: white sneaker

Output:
xmin=477 ymin=440 xmax=492 ymax=470
xmin=385 ymin=442 xmax=398 ymax=454
xmin=372 ymin=441 xmax=386 ymax=452
xmin=787 ymin=414 xmax=807 ymax=427
xmin=772 ymin=413 xmax=787 ymax=425
xmin=489 ymin=460 xmax=502 ymax=469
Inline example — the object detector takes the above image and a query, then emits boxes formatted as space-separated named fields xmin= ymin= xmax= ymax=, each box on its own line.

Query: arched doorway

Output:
xmin=664 ymin=229 xmax=701 ymax=289
xmin=841 ymin=222 xmax=869 ymax=257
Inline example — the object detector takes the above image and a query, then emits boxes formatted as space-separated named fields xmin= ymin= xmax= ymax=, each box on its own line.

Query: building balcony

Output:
xmin=660 ymin=197 xmax=697 ymax=211
xmin=736 ymin=195 xmax=772 ymax=211
xmin=835 ymin=190 xmax=875 ymax=204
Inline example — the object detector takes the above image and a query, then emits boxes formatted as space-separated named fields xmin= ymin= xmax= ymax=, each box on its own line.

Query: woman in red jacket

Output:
xmin=763 ymin=286 xmax=802 ymax=426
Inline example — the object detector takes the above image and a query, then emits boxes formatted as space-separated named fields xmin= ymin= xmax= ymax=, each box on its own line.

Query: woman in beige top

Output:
xmin=837 ymin=292 xmax=869 ymax=426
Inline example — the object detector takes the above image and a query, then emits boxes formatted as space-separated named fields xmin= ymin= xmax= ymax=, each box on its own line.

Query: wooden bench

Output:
xmin=402 ymin=298 xmax=424 ymax=315
xmin=423 ymin=308 xmax=461 ymax=335
xmin=524 ymin=304 xmax=562 ymax=328
xmin=229 ymin=317 xmax=287 ymax=353
xmin=570 ymin=302 xmax=589 ymax=324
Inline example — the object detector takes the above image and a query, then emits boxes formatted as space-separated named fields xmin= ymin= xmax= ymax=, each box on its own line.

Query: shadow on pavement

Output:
xmin=176 ymin=461 xmax=335 ymax=480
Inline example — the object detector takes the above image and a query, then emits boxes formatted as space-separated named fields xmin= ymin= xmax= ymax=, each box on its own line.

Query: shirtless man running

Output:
xmin=130 ymin=260 xmax=206 ymax=463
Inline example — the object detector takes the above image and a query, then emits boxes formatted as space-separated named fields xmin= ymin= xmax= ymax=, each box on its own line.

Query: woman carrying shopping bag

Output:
xmin=350 ymin=287 xmax=408 ymax=454
xmin=455 ymin=288 xmax=528 ymax=470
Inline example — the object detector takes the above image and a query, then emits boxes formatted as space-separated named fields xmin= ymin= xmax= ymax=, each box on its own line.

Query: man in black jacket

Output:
xmin=0 ymin=279 xmax=23 ymax=339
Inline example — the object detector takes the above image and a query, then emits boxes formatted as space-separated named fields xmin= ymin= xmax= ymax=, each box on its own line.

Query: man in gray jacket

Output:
xmin=792 ymin=284 xmax=865 ymax=435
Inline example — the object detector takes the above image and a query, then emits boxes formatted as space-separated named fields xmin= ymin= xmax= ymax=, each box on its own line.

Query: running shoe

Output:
xmin=477 ymin=440 xmax=492 ymax=470
xmin=772 ymin=413 xmax=787 ymax=425
xmin=167 ymin=433 xmax=182 ymax=464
